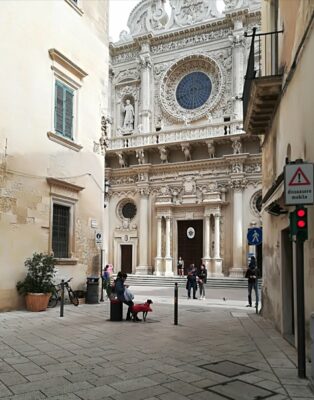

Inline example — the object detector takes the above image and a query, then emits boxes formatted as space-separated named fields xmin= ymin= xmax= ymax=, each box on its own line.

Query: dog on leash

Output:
xmin=131 ymin=299 xmax=153 ymax=322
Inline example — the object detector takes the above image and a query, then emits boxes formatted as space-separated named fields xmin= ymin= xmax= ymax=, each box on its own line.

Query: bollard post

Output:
xmin=174 ymin=282 xmax=178 ymax=325
xmin=60 ymin=279 xmax=64 ymax=317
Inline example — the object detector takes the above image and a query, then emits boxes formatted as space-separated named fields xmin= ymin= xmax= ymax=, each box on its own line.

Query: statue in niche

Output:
xmin=182 ymin=144 xmax=192 ymax=161
xmin=232 ymin=139 xmax=242 ymax=154
xmin=122 ymin=99 xmax=135 ymax=131
xmin=159 ymin=146 xmax=168 ymax=163
xmin=207 ymin=141 xmax=215 ymax=158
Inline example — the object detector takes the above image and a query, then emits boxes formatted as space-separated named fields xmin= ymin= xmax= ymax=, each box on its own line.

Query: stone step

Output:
xmin=117 ymin=275 xmax=262 ymax=289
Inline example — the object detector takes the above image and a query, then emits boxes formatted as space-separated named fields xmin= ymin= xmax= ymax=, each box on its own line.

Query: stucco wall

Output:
xmin=0 ymin=1 xmax=109 ymax=310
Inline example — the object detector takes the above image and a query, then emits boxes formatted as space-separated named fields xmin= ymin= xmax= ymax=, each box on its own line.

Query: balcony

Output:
xmin=106 ymin=120 xmax=243 ymax=152
xmin=243 ymin=27 xmax=283 ymax=135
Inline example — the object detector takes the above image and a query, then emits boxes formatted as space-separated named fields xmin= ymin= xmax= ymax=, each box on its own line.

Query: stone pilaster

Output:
xmin=164 ymin=216 xmax=173 ymax=276
xmin=136 ymin=187 xmax=152 ymax=274
xmin=213 ymin=211 xmax=223 ymax=277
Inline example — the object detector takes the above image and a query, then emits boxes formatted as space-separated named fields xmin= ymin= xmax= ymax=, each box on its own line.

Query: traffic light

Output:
xmin=289 ymin=206 xmax=308 ymax=241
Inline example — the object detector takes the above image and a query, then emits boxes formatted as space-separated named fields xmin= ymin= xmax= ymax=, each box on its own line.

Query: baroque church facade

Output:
xmin=104 ymin=0 xmax=262 ymax=277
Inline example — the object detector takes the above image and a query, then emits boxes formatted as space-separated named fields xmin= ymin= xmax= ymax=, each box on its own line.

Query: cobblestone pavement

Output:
xmin=0 ymin=288 xmax=313 ymax=400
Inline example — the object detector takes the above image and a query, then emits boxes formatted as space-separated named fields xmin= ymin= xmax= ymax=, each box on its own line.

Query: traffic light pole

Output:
xmin=296 ymin=237 xmax=306 ymax=378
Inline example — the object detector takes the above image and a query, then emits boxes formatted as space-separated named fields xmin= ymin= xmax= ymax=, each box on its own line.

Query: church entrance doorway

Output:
xmin=177 ymin=220 xmax=203 ymax=274
xmin=121 ymin=244 xmax=132 ymax=274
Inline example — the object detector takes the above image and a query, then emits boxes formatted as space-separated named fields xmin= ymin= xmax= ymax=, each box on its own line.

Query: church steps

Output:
xmin=116 ymin=275 xmax=262 ymax=289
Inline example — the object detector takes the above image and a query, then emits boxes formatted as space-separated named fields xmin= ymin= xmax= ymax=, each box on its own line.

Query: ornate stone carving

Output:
xmin=151 ymin=28 xmax=232 ymax=54
xmin=138 ymin=53 xmax=152 ymax=70
xmin=136 ymin=149 xmax=146 ymax=164
xmin=116 ymin=152 xmax=127 ymax=168
xmin=160 ymin=55 xmax=224 ymax=122
xmin=116 ymin=85 xmax=139 ymax=102
xmin=231 ymin=162 xmax=243 ymax=173
xmin=112 ymin=50 xmax=139 ymax=65
xmin=183 ymin=177 xmax=196 ymax=194
xmin=229 ymin=178 xmax=248 ymax=191
xmin=244 ymin=163 xmax=262 ymax=173
xmin=159 ymin=146 xmax=168 ymax=163
xmin=231 ymin=138 xmax=242 ymax=154
xmin=118 ymin=30 xmax=132 ymax=42
xmin=206 ymin=140 xmax=215 ymax=158
xmin=114 ymin=69 xmax=140 ymax=85
xmin=168 ymin=0 xmax=219 ymax=28
xmin=181 ymin=144 xmax=192 ymax=161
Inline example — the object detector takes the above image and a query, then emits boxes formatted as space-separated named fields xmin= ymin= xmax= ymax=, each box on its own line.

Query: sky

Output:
xmin=109 ymin=0 xmax=225 ymax=42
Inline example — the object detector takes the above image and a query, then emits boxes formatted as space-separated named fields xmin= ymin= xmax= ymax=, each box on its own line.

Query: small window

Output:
xmin=55 ymin=81 xmax=74 ymax=139
xmin=52 ymin=204 xmax=70 ymax=258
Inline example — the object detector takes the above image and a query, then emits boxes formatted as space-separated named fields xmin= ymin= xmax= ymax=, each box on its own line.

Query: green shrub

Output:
xmin=16 ymin=253 xmax=56 ymax=295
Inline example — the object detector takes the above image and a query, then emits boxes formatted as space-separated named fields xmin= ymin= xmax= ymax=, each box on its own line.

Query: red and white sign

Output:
xmin=284 ymin=163 xmax=314 ymax=205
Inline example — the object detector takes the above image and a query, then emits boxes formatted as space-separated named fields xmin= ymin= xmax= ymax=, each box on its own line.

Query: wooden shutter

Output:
xmin=64 ymin=88 xmax=73 ymax=139
xmin=55 ymin=82 xmax=64 ymax=134
xmin=54 ymin=81 xmax=74 ymax=138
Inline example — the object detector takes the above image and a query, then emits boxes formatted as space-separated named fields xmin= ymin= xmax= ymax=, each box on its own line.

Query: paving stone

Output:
xmin=110 ymin=384 xmax=170 ymax=400
xmin=5 ymin=390 xmax=47 ymax=400
xmin=285 ymin=384 xmax=314 ymax=397
xmin=109 ymin=376 xmax=159 ymax=393
xmin=74 ymin=384 xmax=118 ymax=399
xmin=163 ymin=380 xmax=203 ymax=396
xmin=0 ymin=381 xmax=13 ymax=398
xmin=0 ymin=372 xmax=27 ymax=386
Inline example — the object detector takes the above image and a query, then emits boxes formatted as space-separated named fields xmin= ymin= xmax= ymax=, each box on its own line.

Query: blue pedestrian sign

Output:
xmin=247 ymin=227 xmax=263 ymax=245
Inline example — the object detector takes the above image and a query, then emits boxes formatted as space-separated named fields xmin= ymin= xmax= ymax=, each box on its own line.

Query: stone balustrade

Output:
xmin=107 ymin=120 xmax=243 ymax=151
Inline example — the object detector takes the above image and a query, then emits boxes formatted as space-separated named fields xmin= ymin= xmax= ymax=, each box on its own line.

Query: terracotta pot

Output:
xmin=25 ymin=293 xmax=51 ymax=312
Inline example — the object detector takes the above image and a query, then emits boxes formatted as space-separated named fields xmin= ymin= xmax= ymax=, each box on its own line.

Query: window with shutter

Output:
xmin=54 ymin=81 xmax=74 ymax=139
xmin=52 ymin=204 xmax=70 ymax=258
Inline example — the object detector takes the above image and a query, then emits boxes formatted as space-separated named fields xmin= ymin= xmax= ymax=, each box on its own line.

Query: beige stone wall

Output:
xmin=261 ymin=1 xmax=314 ymax=345
xmin=0 ymin=1 xmax=109 ymax=310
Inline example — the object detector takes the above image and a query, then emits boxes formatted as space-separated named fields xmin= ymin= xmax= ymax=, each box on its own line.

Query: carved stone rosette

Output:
xmin=159 ymin=54 xmax=224 ymax=122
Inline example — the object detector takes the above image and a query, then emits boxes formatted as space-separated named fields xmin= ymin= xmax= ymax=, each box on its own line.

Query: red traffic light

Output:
xmin=297 ymin=220 xmax=306 ymax=228
xmin=297 ymin=209 xmax=306 ymax=218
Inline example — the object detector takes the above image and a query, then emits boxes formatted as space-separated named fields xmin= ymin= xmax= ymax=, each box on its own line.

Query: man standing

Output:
xmin=186 ymin=264 xmax=198 ymax=299
xmin=245 ymin=256 xmax=259 ymax=307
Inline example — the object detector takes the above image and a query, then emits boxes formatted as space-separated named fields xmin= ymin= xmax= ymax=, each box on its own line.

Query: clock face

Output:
xmin=176 ymin=72 xmax=212 ymax=110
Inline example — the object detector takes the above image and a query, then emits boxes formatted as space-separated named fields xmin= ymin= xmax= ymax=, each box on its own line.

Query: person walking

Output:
xmin=186 ymin=264 xmax=198 ymax=299
xmin=177 ymin=256 xmax=184 ymax=276
xmin=245 ymin=256 xmax=259 ymax=307
xmin=102 ymin=265 xmax=111 ymax=298
xmin=197 ymin=263 xmax=207 ymax=300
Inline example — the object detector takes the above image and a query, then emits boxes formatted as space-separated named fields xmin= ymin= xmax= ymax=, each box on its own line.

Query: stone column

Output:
xmin=136 ymin=187 xmax=152 ymax=275
xmin=165 ymin=216 xmax=173 ymax=276
xmin=230 ymin=186 xmax=244 ymax=277
xmin=203 ymin=214 xmax=211 ymax=271
xmin=155 ymin=216 xmax=163 ymax=276
xmin=139 ymin=43 xmax=152 ymax=133
xmin=213 ymin=212 xmax=223 ymax=277
xmin=231 ymin=17 xmax=245 ymax=120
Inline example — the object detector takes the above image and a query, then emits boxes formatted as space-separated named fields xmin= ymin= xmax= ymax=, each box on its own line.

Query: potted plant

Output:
xmin=16 ymin=252 xmax=56 ymax=312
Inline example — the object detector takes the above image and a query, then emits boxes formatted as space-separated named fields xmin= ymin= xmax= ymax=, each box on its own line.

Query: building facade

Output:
xmin=104 ymin=0 xmax=262 ymax=277
xmin=243 ymin=0 xmax=314 ymax=354
xmin=0 ymin=0 xmax=109 ymax=310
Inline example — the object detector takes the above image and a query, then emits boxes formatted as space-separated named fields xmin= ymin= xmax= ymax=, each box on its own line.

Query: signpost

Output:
xmin=285 ymin=161 xmax=313 ymax=379
xmin=95 ymin=232 xmax=104 ymax=302
xmin=247 ymin=227 xmax=263 ymax=246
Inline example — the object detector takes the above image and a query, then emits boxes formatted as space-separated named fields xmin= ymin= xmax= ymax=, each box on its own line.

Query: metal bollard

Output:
xmin=60 ymin=279 xmax=64 ymax=317
xmin=174 ymin=282 xmax=178 ymax=325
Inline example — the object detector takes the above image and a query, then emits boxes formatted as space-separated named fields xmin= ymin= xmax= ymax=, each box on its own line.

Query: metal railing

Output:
xmin=243 ymin=27 xmax=283 ymax=120
xmin=107 ymin=120 xmax=243 ymax=151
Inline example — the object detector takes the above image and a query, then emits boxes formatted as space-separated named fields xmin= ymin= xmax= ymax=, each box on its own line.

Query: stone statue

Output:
xmin=122 ymin=99 xmax=134 ymax=131
xmin=117 ymin=152 xmax=127 ymax=168
xmin=207 ymin=141 xmax=215 ymax=158
xmin=182 ymin=144 xmax=192 ymax=161
xmin=159 ymin=146 xmax=168 ymax=163
xmin=232 ymin=139 xmax=242 ymax=154
xmin=136 ymin=149 xmax=145 ymax=165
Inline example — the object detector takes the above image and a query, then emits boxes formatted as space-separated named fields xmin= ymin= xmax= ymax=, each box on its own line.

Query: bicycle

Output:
xmin=48 ymin=278 xmax=79 ymax=307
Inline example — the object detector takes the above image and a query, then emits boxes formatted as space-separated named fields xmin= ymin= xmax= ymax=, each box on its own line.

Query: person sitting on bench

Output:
xmin=115 ymin=272 xmax=140 ymax=321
